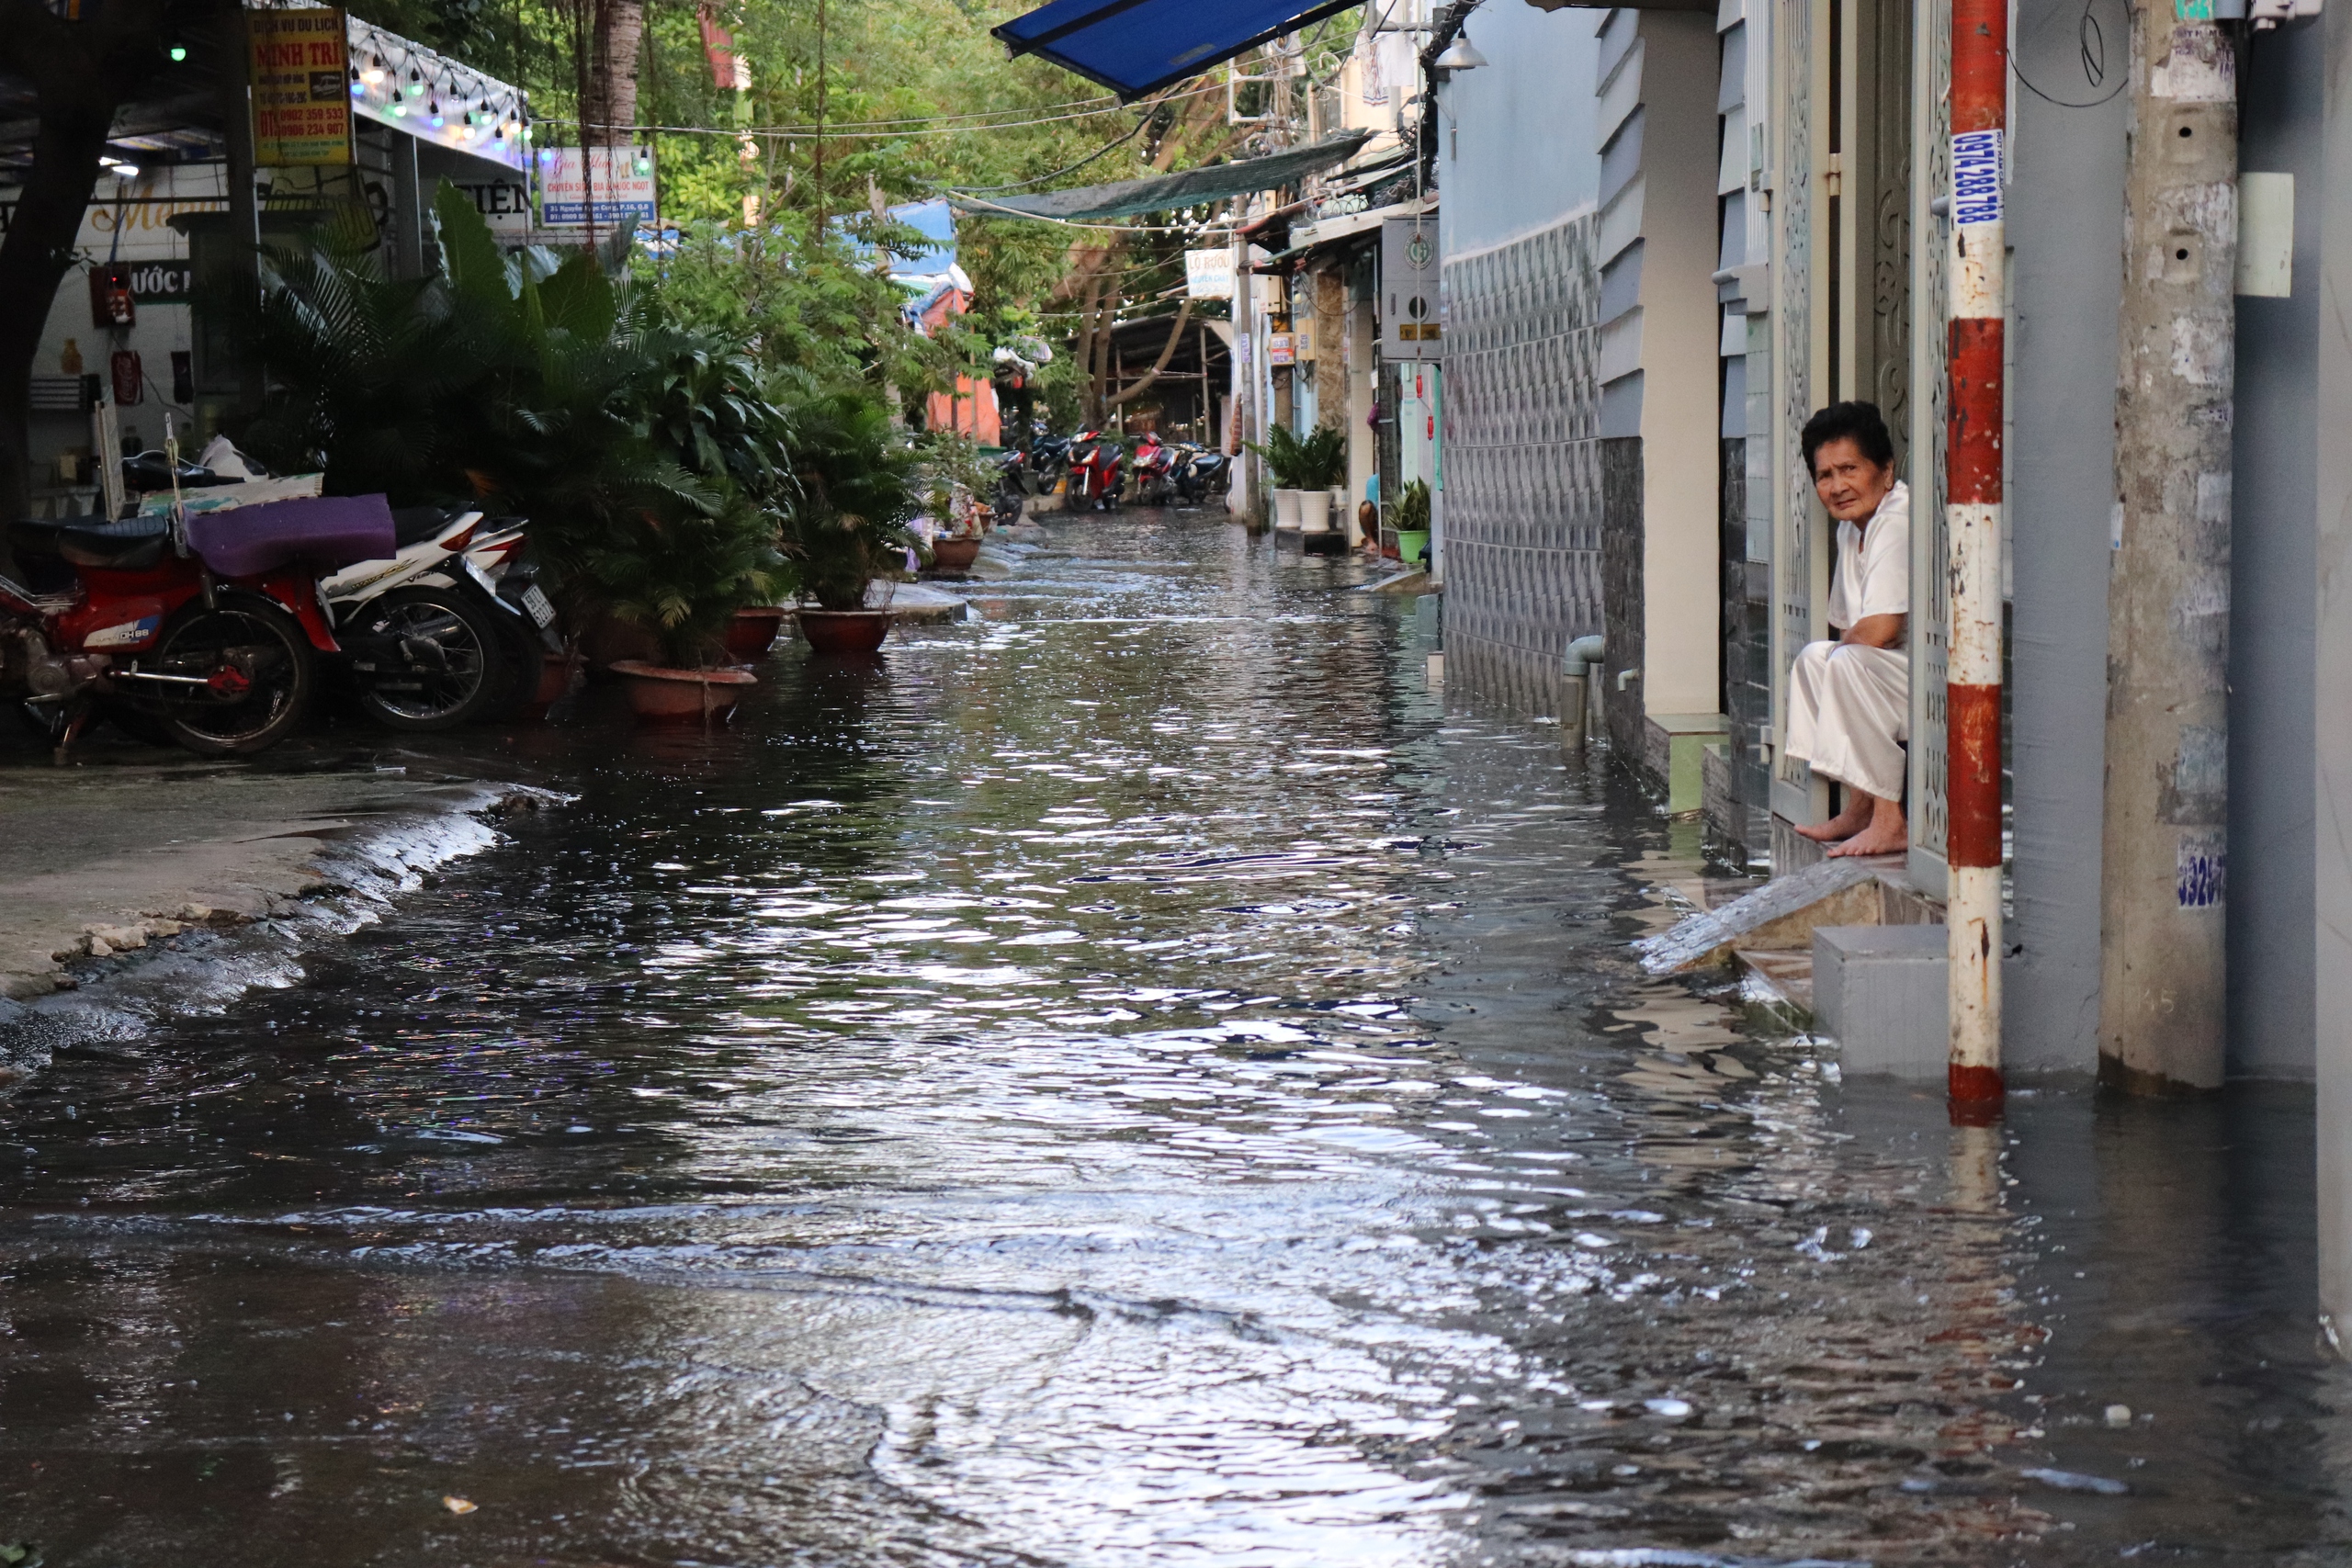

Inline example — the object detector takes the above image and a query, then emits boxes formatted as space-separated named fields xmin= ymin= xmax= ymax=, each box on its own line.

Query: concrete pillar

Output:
xmin=2099 ymin=11 xmax=2238 ymax=1093
xmin=2312 ymin=0 xmax=2352 ymax=1337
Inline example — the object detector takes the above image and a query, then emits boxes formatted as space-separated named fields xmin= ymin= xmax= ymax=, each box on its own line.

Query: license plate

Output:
xmin=520 ymin=584 xmax=556 ymax=627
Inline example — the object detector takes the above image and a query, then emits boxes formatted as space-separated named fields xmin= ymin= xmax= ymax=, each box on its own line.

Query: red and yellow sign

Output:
xmin=249 ymin=8 xmax=353 ymax=166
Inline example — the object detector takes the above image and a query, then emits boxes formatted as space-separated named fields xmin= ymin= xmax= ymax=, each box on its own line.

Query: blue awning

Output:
xmin=992 ymin=0 xmax=1365 ymax=100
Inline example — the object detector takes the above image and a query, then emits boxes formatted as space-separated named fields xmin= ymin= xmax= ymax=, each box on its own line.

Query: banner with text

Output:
xmin=249 ymin=8 xmax=353 ymax=166
xmin=540 ymin=146 xmax=657 ymax=228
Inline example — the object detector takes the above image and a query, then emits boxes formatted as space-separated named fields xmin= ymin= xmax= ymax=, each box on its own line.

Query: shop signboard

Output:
xmin=1380 ymin=214 xmax=1442 ymax=360
xmin=249 ymin=7 xmax=354 ymax=166
xmin=539 ymin=146 xmax=658 ymax=229
xmin=1184 ymin=247 xmax=1233 ymax=299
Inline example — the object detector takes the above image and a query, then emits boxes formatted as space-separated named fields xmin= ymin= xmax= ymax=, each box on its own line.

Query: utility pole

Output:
xmin=2099 ymin=5 xmax=2238 ymax=1091
xmin=1230 ymin=227 xmax=1261 ymax=527
xmin=1945 ymin=0 xmax=2007 ymax=1118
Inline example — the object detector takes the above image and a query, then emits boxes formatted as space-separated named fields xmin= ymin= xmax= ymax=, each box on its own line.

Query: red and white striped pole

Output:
xmin=1946 ymin=0 xmax=2006 ymax=1119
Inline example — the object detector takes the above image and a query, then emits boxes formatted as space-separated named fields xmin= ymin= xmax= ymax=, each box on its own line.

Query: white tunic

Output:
xmin=1786 ymin=482 xmax=1911 ymax=800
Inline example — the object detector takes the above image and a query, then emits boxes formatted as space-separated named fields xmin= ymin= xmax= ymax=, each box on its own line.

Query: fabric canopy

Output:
xmin=992 ymin=0 xmax=1364 ymax=99
xmin=952 ymin=131 xmax=1372 ymax=223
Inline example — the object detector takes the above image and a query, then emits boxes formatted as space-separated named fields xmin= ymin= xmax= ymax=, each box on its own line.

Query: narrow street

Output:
xmin=0 ymin=515 xmax=2339 ymax=1566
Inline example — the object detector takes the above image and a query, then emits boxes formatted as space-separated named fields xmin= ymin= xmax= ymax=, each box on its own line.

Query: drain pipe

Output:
xmin=1560 ymin=635 xmax=1604 ymax=751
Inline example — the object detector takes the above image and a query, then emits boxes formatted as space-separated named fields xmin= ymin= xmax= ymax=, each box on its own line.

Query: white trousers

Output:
xmin=1786 ymin=640 xmax=1909 ymax=801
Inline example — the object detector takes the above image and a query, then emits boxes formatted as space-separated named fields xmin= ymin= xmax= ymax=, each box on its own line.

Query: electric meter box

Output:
xmin=1380 ymin=215 xmax=1442 ymax=361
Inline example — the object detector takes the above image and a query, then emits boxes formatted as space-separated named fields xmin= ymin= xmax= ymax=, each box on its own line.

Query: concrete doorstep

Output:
xmin=1643 ymin=852 xmax=1963 ymax=1078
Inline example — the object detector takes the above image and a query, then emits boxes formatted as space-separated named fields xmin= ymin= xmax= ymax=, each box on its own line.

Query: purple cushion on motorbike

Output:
xmin=188 ymin=495 xmax=397 ymax=579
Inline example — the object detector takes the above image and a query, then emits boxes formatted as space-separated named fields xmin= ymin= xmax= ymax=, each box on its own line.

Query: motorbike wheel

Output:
xmin=153 ymin=597 xmax=317 ymax=757
xmin=350 ymin=585 xmax=508 ymax=732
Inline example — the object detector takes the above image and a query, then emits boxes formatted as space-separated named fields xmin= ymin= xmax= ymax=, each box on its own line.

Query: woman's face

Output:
xmin=1811 ymin=435 xmax=1895 ymax=524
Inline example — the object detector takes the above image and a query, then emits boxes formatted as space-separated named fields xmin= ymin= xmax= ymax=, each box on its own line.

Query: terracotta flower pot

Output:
xmin=723 ymin=605 xmax=788 ymax=661
xmin=928 ymin=536 xmax=982 ymax=573
xmin=797 ymin=607 xmax=892 ymax=655
xmin=609 ymin=660 xmax=758 ymax=725
xmin=583 ymin=611 xmax=662 ymax=671
xmin=523 ymin=650 xmax=576 ymax=719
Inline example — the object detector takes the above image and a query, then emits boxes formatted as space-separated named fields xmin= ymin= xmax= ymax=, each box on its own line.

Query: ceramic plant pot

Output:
xmin=723 ymin=605 xmax=787 ymax=661
xmin=928 ymin=536 xmax=982 ymax=573
xmin=1299 ymin=491 xmax=1335 ymax=533
xmin=609 ymin=660 xmax=757 ymax=725
xmin=797 ymin=607 xmax=893 ymax=655
xmin=1272 ymin=488 xmax=1304 ymax=530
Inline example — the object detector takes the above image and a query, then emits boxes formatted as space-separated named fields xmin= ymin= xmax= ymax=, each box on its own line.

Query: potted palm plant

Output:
xmin=781 ymin=391 xmax=919 ymax=655
xmin=1394 ymin=478 xmax=1432 ymax=569
xmin=918 ymin=431 xmax=989 ymax=574
xmin=587 ymin=493 xmax=785 ymax=723
xmin=1253 ymin=423 xmax=1308 ymax=529
xmin=1291 ymin=423 xmax=1347 ymax=541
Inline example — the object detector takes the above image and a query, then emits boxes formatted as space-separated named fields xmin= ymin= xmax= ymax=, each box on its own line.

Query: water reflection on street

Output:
xmin=1 ymin=513 xmax=2345 ymax=1566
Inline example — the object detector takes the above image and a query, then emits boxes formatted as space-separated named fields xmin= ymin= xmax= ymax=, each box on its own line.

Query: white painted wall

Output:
xmin=1437 ymin=4 xmax=1603 ymax=259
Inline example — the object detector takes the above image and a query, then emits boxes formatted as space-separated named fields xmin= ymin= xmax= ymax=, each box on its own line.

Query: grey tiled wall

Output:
xmin=1439 ymin=212 xmax=1606 ymax=713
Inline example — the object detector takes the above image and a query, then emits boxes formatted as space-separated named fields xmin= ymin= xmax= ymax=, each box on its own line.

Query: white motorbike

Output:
xmin=121 ymin=439 xmax=562 ymax=733
xmin=318 ymin=505 xmax=560 ymax=731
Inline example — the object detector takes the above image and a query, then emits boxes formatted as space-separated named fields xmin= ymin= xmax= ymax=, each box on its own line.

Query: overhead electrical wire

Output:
xmin=539 ymin=81 xmax=1223 ymax=143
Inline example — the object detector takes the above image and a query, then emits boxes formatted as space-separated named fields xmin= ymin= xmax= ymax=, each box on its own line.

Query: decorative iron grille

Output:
xmin=1437 ymin=212 xmax=1606 ymax=712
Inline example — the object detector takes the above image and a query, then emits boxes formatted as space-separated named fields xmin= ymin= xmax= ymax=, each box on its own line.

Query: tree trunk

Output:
xmin=582 ymin=0 xmax=647 ymax=143
xmin=0 ymin=0 xmax=164 ymax=528
xmin=1108 ymin=298 xmax=1195 ymax=404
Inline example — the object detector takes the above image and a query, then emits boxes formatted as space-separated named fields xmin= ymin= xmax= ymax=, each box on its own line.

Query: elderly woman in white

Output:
xmin=1788 ymin=401 xmax=1911 ymax=859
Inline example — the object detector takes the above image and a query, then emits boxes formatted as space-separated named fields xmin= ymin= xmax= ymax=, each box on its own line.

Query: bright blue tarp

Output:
xmin=992 ymin=0 xmax=1363 ymax=99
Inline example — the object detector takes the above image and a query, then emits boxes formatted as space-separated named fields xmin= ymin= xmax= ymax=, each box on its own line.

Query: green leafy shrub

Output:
xmin=780 ymin=390 xmax=919 ymax=612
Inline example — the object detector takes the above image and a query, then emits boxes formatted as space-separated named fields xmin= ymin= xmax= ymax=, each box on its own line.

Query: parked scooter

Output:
xmin=1130 ymin=432 xmax=1178 ymax=506
xmin=2 ymin=487 xmax=391 ymax=758
xmin=1069 ymin=430 xmax=1123 ymax=511
xmin=319 ymin=506 xmax=559 ymax=730
xmin=1171 ymin=445 xmax=1231 ymax=506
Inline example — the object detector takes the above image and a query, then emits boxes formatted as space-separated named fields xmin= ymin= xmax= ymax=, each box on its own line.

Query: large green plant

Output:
xmin=780 ymin=390 xmax=918 ymax=612
xmin=242 ymin=183 xmax=797 ymax=662
xmin=1250 ymin=421 xmax=1346 ymax=490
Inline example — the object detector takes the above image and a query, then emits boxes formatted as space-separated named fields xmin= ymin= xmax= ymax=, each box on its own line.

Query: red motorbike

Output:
xmin=1070 ymin=429 xmax=1123 ymax=512
xmin=1130 ymin=431 xmax=1177 ymax=506
xmin=3 ymin=493 xmax=395 ymax=757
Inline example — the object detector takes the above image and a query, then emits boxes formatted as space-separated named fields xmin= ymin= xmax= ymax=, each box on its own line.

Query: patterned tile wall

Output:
xmin=1438 ymin=211 xmax=1606 ymax=714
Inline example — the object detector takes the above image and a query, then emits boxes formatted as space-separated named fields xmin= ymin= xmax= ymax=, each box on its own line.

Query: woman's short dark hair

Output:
xmin=1802 ymin=400 xmax=1895 ymax=473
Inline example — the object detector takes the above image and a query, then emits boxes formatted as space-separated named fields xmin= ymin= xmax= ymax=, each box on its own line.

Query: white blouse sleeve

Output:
xmin=1856 ymin=487 xmax=1911 ymax=621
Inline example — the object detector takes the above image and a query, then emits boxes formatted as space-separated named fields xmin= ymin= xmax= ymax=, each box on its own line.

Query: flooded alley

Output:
xmin=0 ymin=515 xmax=2342 ymax=1567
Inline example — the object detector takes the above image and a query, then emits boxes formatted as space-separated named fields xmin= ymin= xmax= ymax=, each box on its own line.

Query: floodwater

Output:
xmin=2 ymin=513 xmax=2346 ymax=1567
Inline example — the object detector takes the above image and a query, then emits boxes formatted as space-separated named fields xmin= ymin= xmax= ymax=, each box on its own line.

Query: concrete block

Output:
xmin=1814 ymin=924 xmax=1948 ymax=1077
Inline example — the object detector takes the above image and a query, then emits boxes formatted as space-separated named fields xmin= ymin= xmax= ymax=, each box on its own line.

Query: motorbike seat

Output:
xmin=188 ymin=494 xmax=396 ymax=579
xmin=9 ymin=514 xmax=170 ymax=571
xmin=390 ymin=505 xmax=459 ymax=548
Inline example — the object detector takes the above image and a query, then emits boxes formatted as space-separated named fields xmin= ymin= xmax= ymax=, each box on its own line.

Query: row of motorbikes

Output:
xmin=992 ymin=426 xmax=1231 ymax=524
xmin=0 ymin=435 xmax=560 ymax=760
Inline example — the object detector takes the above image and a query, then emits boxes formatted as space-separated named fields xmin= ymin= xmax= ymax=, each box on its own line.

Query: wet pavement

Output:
xmin=1 ymin=513 xmax=2346 ymax=1567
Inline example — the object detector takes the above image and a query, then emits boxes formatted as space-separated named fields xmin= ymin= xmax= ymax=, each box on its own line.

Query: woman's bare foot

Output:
xmin=1794 ymin=795 xmax=1872 ymax=843
xmin=1827 ymin=796 xmax=1908 ymax=858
